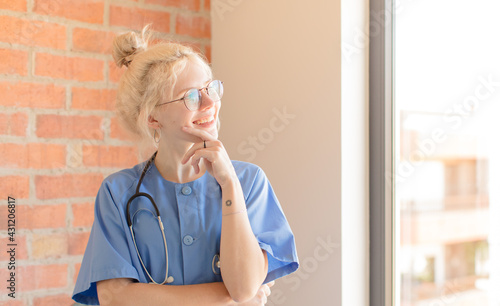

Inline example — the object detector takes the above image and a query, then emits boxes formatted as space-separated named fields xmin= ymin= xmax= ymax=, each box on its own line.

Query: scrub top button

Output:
xmin=183 ymin=235 xmax=194 ymax=246
xmin=181 ymin=186 xmax=192 ymax=195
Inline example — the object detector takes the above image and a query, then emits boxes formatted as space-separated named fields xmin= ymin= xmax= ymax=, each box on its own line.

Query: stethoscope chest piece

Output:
xmin=212 ymin=254 xmax=221 ymax=275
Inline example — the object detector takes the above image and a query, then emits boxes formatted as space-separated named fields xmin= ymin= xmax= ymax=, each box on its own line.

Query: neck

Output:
xmin=153 ymin=140 xmax=205 ymax=184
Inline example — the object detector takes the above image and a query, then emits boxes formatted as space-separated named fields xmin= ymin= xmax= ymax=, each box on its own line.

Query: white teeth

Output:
xmin=194 ymin=116 xmax=214 ymax=125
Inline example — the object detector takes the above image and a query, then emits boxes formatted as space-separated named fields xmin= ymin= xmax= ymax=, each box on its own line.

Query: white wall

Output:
xmin=212 ymin=1 xmax=368 ymax=305
xmin=340 ymin=0 xmax=370 ymax=305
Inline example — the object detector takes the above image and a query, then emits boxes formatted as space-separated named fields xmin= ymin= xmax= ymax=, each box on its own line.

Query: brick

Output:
xmin=0 ymin=115 xmax=8 ymax=135
xmin=176 ymin=14 xmax=210 ymax=39
xmin=17 ymin=264 xmax=67 ymax=292
xmin=0 ymin=16 xmax=66 ymax=49
xmin=0 ymin=81 xmax=65 ymax=109
xmin=34 ymin=0 xmax=104 ymax=24
xmin=0 ymin=143 xmax=26 ymax=168
xmin=109 ymin=60 xmax=126 ymax=83
xmin=32 ymin=233 xmax=68 ymax=259
xmin=0 ymin=0 xmax=27 ymax=11
xmin=72 ymin=87 xmax=116 ymax=110
xmin=110 ymin=5 xmax=170 ymax=33
xmin=0 ymin=176 xmax=29 ymax=199
xmin=68 ymin=231 xmax=90 ymax=255
xmin=204 ymin=44 xmax=211 ymax=63
xmin=0 ymin=143 xmax=66 ymax=169
xmin=67 ymin=143 xmax=83 ymax=168
xmin=72 ymin=28 xmax=116 ymax=54
xmin=145 ymin=0 xmax=200 ymax=11
xmin=204 ymin=0 xmax=210 ymax=11
xmin=0 ymin=49 xmax=28 ymax=75
xmin=74 ymin=263 xmax=81 ymax=284
xmin=27 ymin=143 xmax=66 ymax=168
xmin=0 ymin=300 xmax=27 ymax=306
xmin=34 ymin=294 xmax=74 ymax=306
xmin=0 ymin=268 xmax=15 ymax=296
xmin=82 ymin=145 xmax=138 ymax=167
xmin=0 ymin=269 xmax=14 ymax=296
xmin=72 ymin=202 xmax=94 ymax=227
xmin=7 ymin=204 xmax=67 ymax=230
xmin=35 ymin=173 xmax=103 ymax=199
xmin=35 ymin=53 xmax=104 ymax=82
xmin=10 ymin=113 xmax=28 ymax=136
xmin=36 ymin=114 xmax=104 ymax=140
xmin=0 ymin=236 xmax=28 ymax=261
xmin=110 ymin=117 xmax=138 ymax=141
xmin=0 ymin=112 xmax=28 ymax=136
xmin=0 ymin=300 xmax=25 ymax=306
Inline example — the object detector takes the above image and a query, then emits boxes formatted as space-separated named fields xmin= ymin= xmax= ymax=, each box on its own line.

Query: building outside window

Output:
xmin=394 ymin=0 xmax=500 ymax=304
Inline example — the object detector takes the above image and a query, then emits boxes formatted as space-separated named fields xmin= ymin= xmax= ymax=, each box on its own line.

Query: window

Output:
xmin=370 ymin=1 xmax=500 ymax=305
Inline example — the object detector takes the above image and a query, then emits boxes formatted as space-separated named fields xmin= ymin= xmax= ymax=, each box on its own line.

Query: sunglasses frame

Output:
xmin=156 ymin=80 xmax=224 ymax=111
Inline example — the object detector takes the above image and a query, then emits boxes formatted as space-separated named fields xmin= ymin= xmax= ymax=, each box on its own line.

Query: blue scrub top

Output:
xmin=72 ymin=158 xmax=299 ymax=305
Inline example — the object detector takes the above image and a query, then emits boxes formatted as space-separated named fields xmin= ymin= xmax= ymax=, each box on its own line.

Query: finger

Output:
xmin=255 ymin=289 xmax=265 ymax=304
xmin=182 ymin=142 xmax=205 ymax=164
xmin=192 ymin=157 xmax=200 ymax=174
xmin=191 ymin=150 xmax=215 ymax=166
xmin=266 ymin=281 xmax=275 ymax=288
xmin=190 ymin=152 xmax=205 ymax=174
xmin=190 ymin=151 xmax=218 ymax=175
xmin=182 ymin=140 xmax=221 ymax=165
xmin=264 ymin=285 xmax=271 ymax=296
xmin=203 ymin=158 xmax=213 ymax=173
xmin=182 ymin=126 xmax=218 ymax=141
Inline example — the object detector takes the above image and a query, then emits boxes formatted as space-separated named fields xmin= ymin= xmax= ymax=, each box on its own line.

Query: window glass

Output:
xmin=395 ymin=1 xmax=500 ymax=305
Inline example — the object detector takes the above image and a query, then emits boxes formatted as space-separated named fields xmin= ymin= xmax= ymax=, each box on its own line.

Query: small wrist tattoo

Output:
xmin=225 ymin=200 xmax=232 ymax=207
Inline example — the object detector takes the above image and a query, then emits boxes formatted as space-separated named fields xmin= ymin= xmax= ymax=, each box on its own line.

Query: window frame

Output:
xmin=369 ymin=0 xmax=395 ymax=305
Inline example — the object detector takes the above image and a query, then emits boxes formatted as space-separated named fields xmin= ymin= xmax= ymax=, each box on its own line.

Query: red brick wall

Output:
xmin=0 ymin=0 xmax=211 ymax=305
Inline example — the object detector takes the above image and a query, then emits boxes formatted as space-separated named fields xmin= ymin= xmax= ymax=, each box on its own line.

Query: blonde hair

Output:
xmin=112 ymin=26 xmax=212 ymax=156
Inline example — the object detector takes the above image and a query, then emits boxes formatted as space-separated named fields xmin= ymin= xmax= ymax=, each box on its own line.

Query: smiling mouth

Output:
xmin=193 ymin=116 xmax=215 ymax=125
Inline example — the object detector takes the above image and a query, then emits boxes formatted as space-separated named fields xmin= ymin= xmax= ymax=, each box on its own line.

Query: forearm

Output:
xmin=97 ymin=278 xmax=235 ymax=306
xmin=220 ymin=179 xmax=268 ymax=302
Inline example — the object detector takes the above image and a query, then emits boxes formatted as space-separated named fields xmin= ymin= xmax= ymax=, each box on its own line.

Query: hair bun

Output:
xmin=112 ymin=26 xmax=151 ymax=68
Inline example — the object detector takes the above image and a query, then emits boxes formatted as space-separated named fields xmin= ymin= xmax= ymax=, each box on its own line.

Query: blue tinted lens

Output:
xmin=208 ymin=80 xmax=223 ymax=101
xmin=184 ymin=89 xmax=200 ymax=110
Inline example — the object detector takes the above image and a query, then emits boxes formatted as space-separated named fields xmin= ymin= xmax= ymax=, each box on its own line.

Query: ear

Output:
xmin=147 ymin=114 xmax=161 ymax=129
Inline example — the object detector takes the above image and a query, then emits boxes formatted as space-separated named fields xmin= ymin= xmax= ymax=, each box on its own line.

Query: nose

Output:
xmin=199 ymin=88 xmax=216 ymax=110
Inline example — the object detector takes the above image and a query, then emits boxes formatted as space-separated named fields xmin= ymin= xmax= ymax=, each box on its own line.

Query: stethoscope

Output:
xmin=126 ymin=151 xmax=221 ymax=285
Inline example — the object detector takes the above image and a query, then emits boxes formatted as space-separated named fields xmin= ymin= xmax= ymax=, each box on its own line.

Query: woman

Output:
xmin=72 ymin=26 xmax=299 ymax=305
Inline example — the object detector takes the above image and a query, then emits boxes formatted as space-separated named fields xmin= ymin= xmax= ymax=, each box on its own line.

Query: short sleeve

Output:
xmin=244 ymin=167 xmax=299 ymax=284
xmin=72 ymin=180 xmax=139 ymax=305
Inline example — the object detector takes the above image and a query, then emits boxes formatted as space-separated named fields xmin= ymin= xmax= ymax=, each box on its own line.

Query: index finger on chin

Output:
xmin=182 ymin=126 xmax=217 ymax=141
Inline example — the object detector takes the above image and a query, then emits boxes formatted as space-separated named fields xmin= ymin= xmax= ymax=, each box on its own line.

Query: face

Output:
xmin=148 ymin=59 xmax=220 ymax=144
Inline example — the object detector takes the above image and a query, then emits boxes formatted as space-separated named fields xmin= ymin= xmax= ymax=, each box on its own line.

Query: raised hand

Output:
xmin=181 ymin=126 xmax=237 ymax=188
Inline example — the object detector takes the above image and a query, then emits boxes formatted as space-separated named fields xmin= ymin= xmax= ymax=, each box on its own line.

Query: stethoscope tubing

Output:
xmin=126 ymin=151 xmax=173 ymax=284
xmin=129 ymin=217 xmax=172 ymax=284
xmin=125 ymin=151 xmax=220 ymax=284
xmin=126 ymin=192 xmax=158 ymax=227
